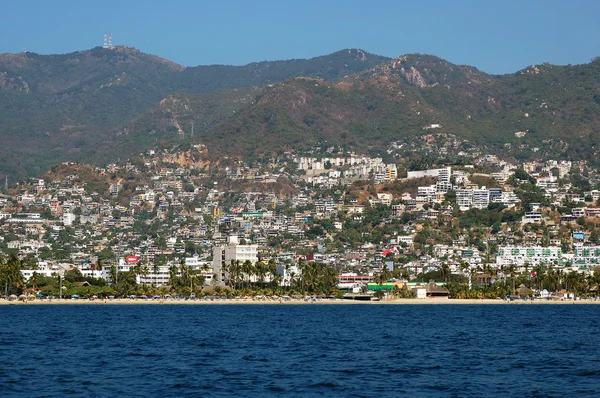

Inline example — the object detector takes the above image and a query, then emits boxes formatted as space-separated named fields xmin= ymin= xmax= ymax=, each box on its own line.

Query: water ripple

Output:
xmin=1 ymin=304 xmax=599 ymax=397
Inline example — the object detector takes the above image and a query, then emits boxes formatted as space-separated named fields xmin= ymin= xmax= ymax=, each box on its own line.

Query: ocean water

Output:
xmin=1 ymin=304 xmax=599 ymax=397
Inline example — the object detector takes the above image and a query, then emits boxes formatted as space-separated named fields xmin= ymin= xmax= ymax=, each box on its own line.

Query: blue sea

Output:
xmin=1 ymin=304 xmax=599 ymax=397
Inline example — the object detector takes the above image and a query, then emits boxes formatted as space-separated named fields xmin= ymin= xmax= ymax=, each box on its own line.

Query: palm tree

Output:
xmin=152 ymin=261 xmax=160 ymax=277
xmin=533 ymin=264 xmax=546 ymax=292
xmin=169 ymin=264 xmax=179 ymax=290
xmin=303 ymin=262 xmax=318 ymax=295
xmin=591 ymin=270 xmax=600 ymax=293
xmin=375 ymin=263 xmax=391 ymax=289
xmin=507 ymin=263 xmax=517 ymax=295
xmin=544 ymin=269 xmax=559 ymax=293
xmin=0 ymin=255 xmax=25 ymax=296
xmin=30 ymin=271 xmax=40 ymax=292
xmin=221 ymin=260 xmax=231 ymax=289
xmin=179 ymin=260 xmax=191 ymax=293
xmin=109 ymin=264 xmax=117 ymax=285
xmin=242 ymin=260 xmax=254 ymax=289
xmin=140 ymin=262 xmax=149 ymax=284
xmin=270 ymin=271 xmax=283 ymax=295
xmin=256 ymin=261 xmax=268 ymax=287
xmin=381 ymin=263 xmax=392 ymax=281
xmin=440 ymin=263 xmax=450 ymax=283
xmin=283 ymin=261 xmax=292 ymax=287
xmin=131 ymin=264 xmax=142 ymax=283
xmin=96 ymin=258 xmax=104 ymax=272
xmin=297 ymin=257 xmax=308 ymax=295
xmin=289 ymin=271 xmax=297 ymax=292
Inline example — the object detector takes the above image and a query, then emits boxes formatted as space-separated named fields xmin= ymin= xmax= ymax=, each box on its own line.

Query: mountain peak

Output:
xmin=353 ymin=53 xmax=492 ymax=87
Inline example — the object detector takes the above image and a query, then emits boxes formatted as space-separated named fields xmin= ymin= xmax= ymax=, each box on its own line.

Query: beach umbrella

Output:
xmin=8 ymin=294 xmax=17 ymax=301
xmin=518 ymin=284 xmax=532 ymax=296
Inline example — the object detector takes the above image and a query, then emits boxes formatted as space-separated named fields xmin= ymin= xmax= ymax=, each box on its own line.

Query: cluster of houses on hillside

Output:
xmin=2 ymin=145 xmax=600 ymax=290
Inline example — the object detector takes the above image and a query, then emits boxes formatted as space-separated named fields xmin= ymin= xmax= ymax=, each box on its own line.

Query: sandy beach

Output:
xmin=2 ymin=298 xmax=599 ymax=305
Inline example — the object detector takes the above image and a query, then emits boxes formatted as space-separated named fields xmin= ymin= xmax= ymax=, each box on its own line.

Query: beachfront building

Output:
xmin=336 ymin=273 xmax=375 ymax=291
xmin=496 ymin=246 xmax=566 ymax=269
xmin=212 ymin=235 xmax=258 ymax=286
xmin=138 ymin=265 xmax=172 ymax=286
xmin=572 ymin=246 xmax=600 ymax=268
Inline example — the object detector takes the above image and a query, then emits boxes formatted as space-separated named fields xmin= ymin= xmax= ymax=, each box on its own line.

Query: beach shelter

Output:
xmin=424 ymin=280 xmax=449 ymax=298
xmin=518 ymin=284 xmax=533 ymax=296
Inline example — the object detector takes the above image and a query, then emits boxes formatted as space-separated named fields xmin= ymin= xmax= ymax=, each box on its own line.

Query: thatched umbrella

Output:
xmin=518 ymin=284 xmax=533 ymax=296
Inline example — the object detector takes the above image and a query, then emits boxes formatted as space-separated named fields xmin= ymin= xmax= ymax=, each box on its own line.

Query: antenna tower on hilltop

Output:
xmin=103 ymin=32 xmax=113 ymax=49
xmin=4 ymin=175 xmax=7 ymax=192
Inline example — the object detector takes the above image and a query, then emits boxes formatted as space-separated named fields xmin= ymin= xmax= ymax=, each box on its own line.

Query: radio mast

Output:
xmin=103 ymin=32 xmax=113 ymax=49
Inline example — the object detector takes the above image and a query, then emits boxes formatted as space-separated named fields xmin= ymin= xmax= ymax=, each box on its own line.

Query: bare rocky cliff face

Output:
xmin=352 ymin=54 xmax=494 ymax=88
xmin=0 ymin=72 xmax=30 ymax=92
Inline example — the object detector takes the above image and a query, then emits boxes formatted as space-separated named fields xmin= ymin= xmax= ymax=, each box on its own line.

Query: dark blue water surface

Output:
xmin=1 ymin=304 xmax=600 ymax=397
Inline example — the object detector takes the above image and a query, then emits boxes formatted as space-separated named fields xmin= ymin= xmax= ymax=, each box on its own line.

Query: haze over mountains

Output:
xmin=1 ymin=46 xmax=600 ymax=181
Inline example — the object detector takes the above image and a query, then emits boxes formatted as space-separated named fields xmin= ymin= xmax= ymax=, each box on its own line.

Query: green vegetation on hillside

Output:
xmin=0 ymin=47 xmax=389 ymax=181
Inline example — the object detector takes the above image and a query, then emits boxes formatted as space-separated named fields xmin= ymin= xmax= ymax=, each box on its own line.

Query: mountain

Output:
xmin=102 ymin=87 xmax=264 ymax=160
xmin=161 ymin=54 xmax=600 ymax=163
xmin=0 ymin=47 xmax=389 ymax=180
xmin=4 ymin=48 xmax=600 ymax=181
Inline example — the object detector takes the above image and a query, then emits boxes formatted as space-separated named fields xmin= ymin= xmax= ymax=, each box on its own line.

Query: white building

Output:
xmin=212 ymin=235 xmax=259 ymax=286
xmin=572 ymin=246 xmax=600 ymax=267
xmin=63 ymin=212 xmax=77 ymax=226
xmin=456 ymin=189 xmax=472 ymax=210
xmin=407 ymin=167 xmax=451 ymax=181
xmin=496 ymin=246 xmax=566 ymax=269
xmin=522 ymin=212 xmax=542 ymax=224
xmin=472 ymin=189 xmax=490 ymax=209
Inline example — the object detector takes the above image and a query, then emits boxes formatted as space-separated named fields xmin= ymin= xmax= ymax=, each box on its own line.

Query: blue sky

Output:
xmin=1 ymin=0 xmax=599 ymax=74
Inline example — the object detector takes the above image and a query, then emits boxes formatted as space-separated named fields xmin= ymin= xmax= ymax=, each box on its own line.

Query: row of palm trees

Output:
xmin=0 ymin=255 xmax=25 ymax=296
xmin=371 ymin=257 xmax=600 ymax=299
xmin=222 ymin=258 xmax=338 ymax=296
xmin=474 ymin=262 xmax=600 ymax=297
xmin=447 ymin=261 xmax=600 ymax=298
xmin=526 ymin=265 xmax=599 ymax=296
xmin=296 ymin=259 xmax=338 ymax=296
xmin=222 ymin=259 xmax=280 ymax=290
xmin=7 ymin=255 xmax=340 ymax=298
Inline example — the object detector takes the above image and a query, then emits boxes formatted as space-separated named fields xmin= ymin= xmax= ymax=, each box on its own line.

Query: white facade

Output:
xmin=212 ymin=236 xmax=259 ymax=285
xmin=472 ymin=189 xmax=490 ymax=209
xmin=572 ymin=246 xmax=600 ymax=267
xmin=522 ymin=212 xmax=542 ymax=224
xmin=456 ymin=189 xmax=472 ymax=210
xmin=63 ymin=212 xmax=77 ymax=226
xmin=496 ymin=246 xmax=565 ymax=269
xmin=407 ymin=167 xmax=451 ymax=181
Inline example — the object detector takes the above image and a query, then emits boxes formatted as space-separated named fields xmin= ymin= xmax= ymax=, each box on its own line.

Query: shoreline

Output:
xmin=2 ymin=298 xmax=599 ymax=305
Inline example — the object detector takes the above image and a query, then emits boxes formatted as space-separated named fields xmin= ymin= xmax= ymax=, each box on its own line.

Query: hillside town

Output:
xmin=2 ymin=136 xmax=600 ymax=300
